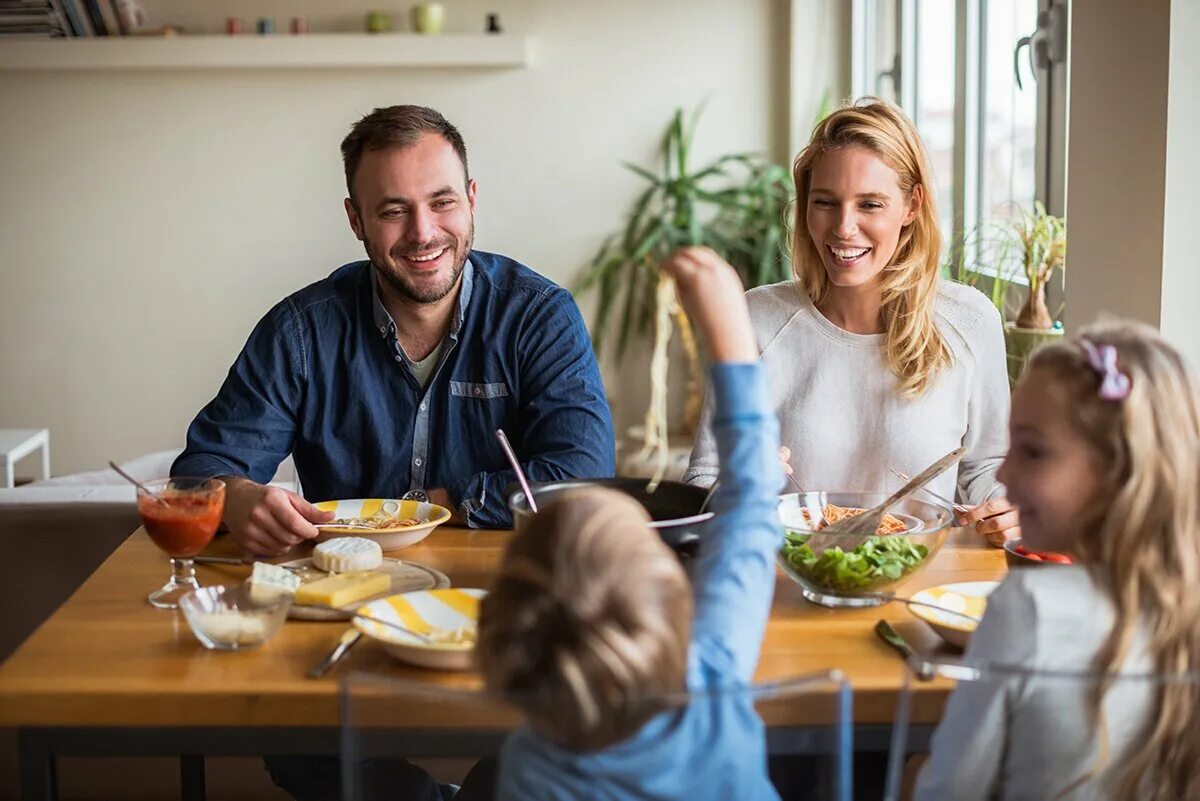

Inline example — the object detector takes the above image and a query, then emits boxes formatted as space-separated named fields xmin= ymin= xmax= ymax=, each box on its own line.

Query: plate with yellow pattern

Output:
xmin=907 ymin=581 xmax=997 ymax=649
xmin=354 ymin=588 xmax=486 ymax=671
xmin=313 ymin=498 xmax=451 ymax=551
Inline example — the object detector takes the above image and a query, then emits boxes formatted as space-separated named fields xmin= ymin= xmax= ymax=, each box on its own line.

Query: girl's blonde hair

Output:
xmin=477 ymin=488 xmax=693 ymax=752
xmin=791 ymin=97 xmax=950 ymax=397
xmin=1026 ymin=321 xmax=1200 ymax=799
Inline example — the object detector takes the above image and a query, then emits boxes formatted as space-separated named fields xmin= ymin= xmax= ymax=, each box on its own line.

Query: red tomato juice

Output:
xmin=138 ymin=493 xmax=223 ymax=557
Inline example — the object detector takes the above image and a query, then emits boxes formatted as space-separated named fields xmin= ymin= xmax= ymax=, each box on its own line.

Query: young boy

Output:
xmin=477 ymin=246 xmax=783 ymax=800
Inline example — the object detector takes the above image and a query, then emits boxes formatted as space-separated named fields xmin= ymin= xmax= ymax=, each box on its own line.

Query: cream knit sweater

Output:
xmin=682 ymin=279 xmax=1009 ymax=506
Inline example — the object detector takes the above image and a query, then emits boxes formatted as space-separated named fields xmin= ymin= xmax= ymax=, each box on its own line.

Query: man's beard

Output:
xmin=368 ymin=221 xmax=474 ymax=305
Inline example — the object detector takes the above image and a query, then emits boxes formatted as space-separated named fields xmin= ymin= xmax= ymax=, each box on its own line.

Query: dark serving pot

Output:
xmin=507 ymin=477 xmax=714 ymax=557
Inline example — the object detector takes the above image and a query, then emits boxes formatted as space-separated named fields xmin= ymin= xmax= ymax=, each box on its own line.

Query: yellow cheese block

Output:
xmin=294 ymin=571 xmax=391 ymax=608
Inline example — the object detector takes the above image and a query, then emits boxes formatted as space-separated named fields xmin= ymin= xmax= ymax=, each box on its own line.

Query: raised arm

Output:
xmin=661 ymin=247 xmax=782 ymax=683
xmin=444 ymin=287 xmax=615 ymax=528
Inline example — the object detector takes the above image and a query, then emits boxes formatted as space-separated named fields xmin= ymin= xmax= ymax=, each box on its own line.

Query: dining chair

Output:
xmin=340 ymin=668 xmax=854 ymax=801
xmin=884 ymin=655 xmax=1200 ymax=801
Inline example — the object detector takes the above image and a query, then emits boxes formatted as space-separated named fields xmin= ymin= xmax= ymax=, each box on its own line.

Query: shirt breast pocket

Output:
xmin=450 ymin=381 xmax=510 ymax=400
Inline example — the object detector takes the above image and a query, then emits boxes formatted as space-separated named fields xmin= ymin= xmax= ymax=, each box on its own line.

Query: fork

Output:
xmin=803 ymin=447 xmax=966 ymax=556
xmin=888 ymin=468 xmax=970 ymax=515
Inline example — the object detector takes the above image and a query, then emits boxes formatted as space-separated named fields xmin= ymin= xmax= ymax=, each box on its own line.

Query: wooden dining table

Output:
xmin=0 ymin=523 xmax=1006 ymax=800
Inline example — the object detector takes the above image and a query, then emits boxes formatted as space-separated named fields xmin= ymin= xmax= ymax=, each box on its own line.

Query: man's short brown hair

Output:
xmin=477 ymin=488 xmax=693 ymax=752
xmin=339 ymin=105 xmax=469 ymax=202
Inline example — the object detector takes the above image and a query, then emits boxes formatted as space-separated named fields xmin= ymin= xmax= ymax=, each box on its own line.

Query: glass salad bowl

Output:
xmin=777 ymin=491 xmax=954 ymax=608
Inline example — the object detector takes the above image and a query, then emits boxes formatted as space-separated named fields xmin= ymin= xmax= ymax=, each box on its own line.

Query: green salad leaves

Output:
xmin=780 ymin=531 xmax=930 ymax=592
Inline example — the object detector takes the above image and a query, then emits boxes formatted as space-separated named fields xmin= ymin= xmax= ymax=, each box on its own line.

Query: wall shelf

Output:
xmin=0 ymin=33 xmax=531 ymax=71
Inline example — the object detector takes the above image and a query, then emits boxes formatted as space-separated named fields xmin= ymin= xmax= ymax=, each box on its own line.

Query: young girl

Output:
xmin=477 ymin=247 xmax=784 ymax=800
xmin=683 ymin=97 xmax=1019 ymax=547
xmin=916 ymin=320 xmax=1200 ymax=800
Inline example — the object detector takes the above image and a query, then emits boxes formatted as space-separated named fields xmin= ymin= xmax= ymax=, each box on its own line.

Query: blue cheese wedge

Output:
xmin=313 ymin=537 xmax=383 ymax=573
xmin=248 ymin=561 xmax=301 ymax=606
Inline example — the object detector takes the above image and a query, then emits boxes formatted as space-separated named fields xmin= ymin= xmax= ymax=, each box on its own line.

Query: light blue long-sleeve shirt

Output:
xmin=496 ymin=362 xmax=783 ymax=800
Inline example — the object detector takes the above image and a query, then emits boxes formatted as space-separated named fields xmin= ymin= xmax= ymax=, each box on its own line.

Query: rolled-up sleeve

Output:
xmin=171 ymin=299 xmax=305 ymax=484
xmin=445 ymin=287 xmax=615 ymax=527
xmin=690 ymin=364 xmax=781 ymax=682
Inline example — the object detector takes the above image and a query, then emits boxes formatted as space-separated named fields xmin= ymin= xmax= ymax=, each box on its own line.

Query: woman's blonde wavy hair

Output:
xmin=1026 ymin=321 xmax=1200 ymax=800
xmin=477 ymin=488 xmax=692 ymax=752
xmin=791 ymin=97 xmax=950 ymax=397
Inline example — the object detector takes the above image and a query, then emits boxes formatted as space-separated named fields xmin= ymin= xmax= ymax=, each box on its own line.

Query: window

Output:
xmin=851 ymin=0 xmax=1069 ymax=287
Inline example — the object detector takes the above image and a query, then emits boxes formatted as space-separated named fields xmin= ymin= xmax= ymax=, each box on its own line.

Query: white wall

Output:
xmin=1161 ymin=0 xmax=1200 ymax=369
xmin=1064 ymin=0 xmax=1200 ymax=368
xmin=1062 ymin=0 xmax=1170 ymax=332
xmin=0 ymin=0 xmax=843 ymax=476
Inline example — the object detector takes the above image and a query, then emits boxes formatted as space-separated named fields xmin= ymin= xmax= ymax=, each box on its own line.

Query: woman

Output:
xmin=682 ymin=97 xmax=1018 ymax=544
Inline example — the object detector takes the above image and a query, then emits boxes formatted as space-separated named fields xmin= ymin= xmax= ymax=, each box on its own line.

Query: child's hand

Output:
xmin=959 ymin=496 xmax=1021 ymax=547
xmin=660 ymin=247 xmax=756 ymax=363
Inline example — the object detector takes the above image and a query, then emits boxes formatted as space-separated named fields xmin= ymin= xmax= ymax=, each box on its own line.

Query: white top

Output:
xmin=682 ymin=280 xmax=1008 ymax=505
xmin=916 ymin=566 xmax=1156 ymax=801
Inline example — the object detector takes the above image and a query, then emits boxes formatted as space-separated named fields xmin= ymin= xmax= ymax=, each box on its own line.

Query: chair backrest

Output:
xmin=340 ymin=667 xmax=853 ymax=801
xmin=886 ymin=655 xmax=1200 ymax=801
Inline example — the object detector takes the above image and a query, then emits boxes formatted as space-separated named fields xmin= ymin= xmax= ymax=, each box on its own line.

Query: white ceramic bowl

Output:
xmin=178 ymin=584 xmax=291 ymax=650
xmin=314 ymin=498 xmax=451 ymax=551
xmin=354 ymin=588 xmax=486 ymax=671
xmin=907 ymin=580 xmax=998 ymax=648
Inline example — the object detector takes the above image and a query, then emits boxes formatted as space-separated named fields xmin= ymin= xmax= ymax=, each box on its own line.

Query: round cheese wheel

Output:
xmin=313 ymin=537 xmax=383 ymax=573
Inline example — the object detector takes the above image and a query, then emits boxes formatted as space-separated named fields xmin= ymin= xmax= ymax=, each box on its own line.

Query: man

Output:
xmin=173 ymin=105 xmax=615 ymax=556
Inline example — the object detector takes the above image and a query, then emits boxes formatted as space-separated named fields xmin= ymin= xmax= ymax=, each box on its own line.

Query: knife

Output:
xmin=307 ymin=629 xmax=363 ymax=679
xmin=194 ymin=555 xmax=304 ymax=574
xmin=875 ymin=620 xmax=981 ymax=682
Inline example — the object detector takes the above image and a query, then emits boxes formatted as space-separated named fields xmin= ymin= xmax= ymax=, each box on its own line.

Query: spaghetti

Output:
xmin=330 ymin=511 xmax=421 ymax=530
xmin=802 ymin=503 xmax=908 ymax=535
xmin=639 ymin=274 xmax=678 ymax=493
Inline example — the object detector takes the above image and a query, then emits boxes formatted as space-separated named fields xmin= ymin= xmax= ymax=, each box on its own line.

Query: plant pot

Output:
xmin=1004 ymin=323 xmax=1064 ymax=386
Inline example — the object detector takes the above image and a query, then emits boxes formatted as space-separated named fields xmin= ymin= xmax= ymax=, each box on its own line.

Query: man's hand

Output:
xmin=959 ymin=496 xmax=1020 ymax=547
xmin=220 ymin=476 xmax=334 ymax=556
xmin=660 ymin=247 xmax=757 ymax=363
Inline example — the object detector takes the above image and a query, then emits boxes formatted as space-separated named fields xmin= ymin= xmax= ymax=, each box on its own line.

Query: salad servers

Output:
xmin=805 ymin=447 xmax=966 ymax=556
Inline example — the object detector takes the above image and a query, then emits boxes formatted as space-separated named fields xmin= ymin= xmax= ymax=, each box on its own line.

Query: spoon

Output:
xmin=108 ymin=461 xmax=169 ymax=507
xmin=495 ymin=429 xmax=537 ymax=514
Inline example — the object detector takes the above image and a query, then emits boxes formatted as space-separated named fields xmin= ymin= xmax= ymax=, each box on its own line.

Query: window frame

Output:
xmin=848 ymin=0 xmax=1070 ymax=290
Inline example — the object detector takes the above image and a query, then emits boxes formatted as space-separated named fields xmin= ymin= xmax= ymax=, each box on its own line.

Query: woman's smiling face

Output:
xmin=806 ymin=145 xmax=921 ymax=290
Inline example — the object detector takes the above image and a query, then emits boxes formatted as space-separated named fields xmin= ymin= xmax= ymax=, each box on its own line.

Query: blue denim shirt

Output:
xmin=496 ymin=364 xmax=783 ymax=800
xmin=172 ymin=251 xmax=615 ymax=527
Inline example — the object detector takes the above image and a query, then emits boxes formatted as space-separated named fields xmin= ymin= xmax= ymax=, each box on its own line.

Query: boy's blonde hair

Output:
xmin=791 ymin=97 xmax=950 ymax=397
xmin=1026 ymin=321 xmax=1200 ymax=799
xmin=478 ymin=487 xmax=693 ymax=752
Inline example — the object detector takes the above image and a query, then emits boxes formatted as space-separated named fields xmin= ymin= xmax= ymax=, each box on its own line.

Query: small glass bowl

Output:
xmin=178 ymin=584 xmax=291 ymax=651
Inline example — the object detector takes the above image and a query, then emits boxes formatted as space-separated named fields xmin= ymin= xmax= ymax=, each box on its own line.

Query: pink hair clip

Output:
xmin=1080 ymin=339 xmax=1131 ymax=401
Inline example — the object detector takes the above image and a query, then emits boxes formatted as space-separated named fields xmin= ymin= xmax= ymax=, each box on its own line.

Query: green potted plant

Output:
xmin=947 ymin=202 xmax=1067 ymax=384
xmin=575 ymin=107 xmax=795 ymax=439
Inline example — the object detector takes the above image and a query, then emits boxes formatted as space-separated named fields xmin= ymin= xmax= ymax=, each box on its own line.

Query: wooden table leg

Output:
xmin=180 ymin=755 xmax=206 ymax=801
xmin=18 ymin=730 xmax=57 ymax=801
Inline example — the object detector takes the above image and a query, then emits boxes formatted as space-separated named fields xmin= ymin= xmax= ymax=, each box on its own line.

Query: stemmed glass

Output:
xmin=136 ymin=477 xmax=226 ymax=609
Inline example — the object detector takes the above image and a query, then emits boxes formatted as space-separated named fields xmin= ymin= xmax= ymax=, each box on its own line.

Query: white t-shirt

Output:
xmin=682 ymin=279 xmax=1009 ymax=505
